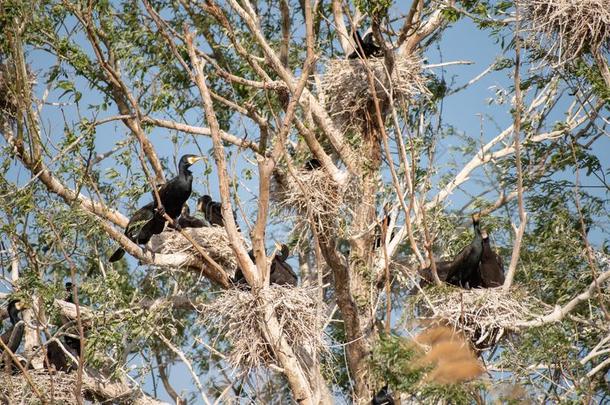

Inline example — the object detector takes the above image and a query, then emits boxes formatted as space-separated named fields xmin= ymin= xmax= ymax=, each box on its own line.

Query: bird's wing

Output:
xmin=126 ymin=205 xmax=155 ymax=237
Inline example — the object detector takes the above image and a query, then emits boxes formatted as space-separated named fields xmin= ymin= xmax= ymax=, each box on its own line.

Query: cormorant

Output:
xmin=1 ymin=300 xmax=25 ymax=357
xmin=372 ymin=384 xmax=394 ymax=405
xmin=270 ymin=244 xmax=298 ymax=287
xmin=419 ymin=214 xmax=483 ymax=288
xmin=172 ymin=205 xmax=207 ymax=229
xmin=63 ymin=282 xmax=81 ymax=357
xmin=476 ymin=230 xmax=505 ymax=288
xmin=198 ymin=195 xmax=239 ymax=230
xmin=109 ymin=154 xmax=203 ymax=262
xmin=348 ymin=30 xmax=383 ymax=59
xmin=45 ymin=340 xmax=73 ymax=372
xmin=232 ymin=245 xmax=297 ymax=287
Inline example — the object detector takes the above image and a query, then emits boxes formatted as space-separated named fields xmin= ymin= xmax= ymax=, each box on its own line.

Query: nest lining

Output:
xmin=320 ymin=55 xmax=430 ymax=133
xmin=198 ymin=285 xmax=328 ymax=371
xmin=0 ymin=369 xmax=82 ymax=404
xmin=519 ymin=0 xmax=610 ymax=65
xmin=150 ymin=226 xmax=239 ymax=276
xmin=413 ymin=287 xmax=543 ymax=349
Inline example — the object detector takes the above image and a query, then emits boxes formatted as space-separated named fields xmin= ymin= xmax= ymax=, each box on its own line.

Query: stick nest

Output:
xmin=199 ymin=285 xmax=328 ymax=371
xmin=271 ymin=168 xmax=345 ymax=233
xmin=320 ymin=55 xmax=430 ymax=134
xmin=0 ymin=370 xmax=82 ymax=404
xmin=519 ymin=0 xmax=610 ymax=65
xmin=413 ymin=286 xmax=543 ymax=349
xmin=150 ymin=227 xmax=238 ymax=276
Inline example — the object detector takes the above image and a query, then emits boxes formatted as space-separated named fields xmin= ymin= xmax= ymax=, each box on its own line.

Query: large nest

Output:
xmin=519 ymin=0 xmax=610 ymax=66
xmin=199 ymin=285 xmax=328 ymax=371
xmin=412 ymin=286 xmax=543 ymax=349
xmin=271 ymin=168 xmax=344 ymax=235
xmin=150 ymin=227 xmax=238 ymax=276
xmin=1 ymin=370 xmax=82 ymax=404
xmin=320 ymin=55 xmax=430 ymax=134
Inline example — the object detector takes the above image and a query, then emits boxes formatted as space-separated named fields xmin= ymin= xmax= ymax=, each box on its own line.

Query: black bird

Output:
xmin=174 ymin=205 xmax=207 ymax=229
xmin=44 ymin=340 xmax=73 ymax=372
xmin=419 ymin=214 xmax=483 ymax=288
xmin=270 ymin=243 xmax=298 ymax=287
xmin=372 ymin=384 xmax=394 ymax=405
xmin=1 ymin=300 xmax=25 ymax=357
xmin=304 ymin=158 xmax=322 ymax=171
xmin=109 ymin=154 xmax=203 ymax=262
xmin=348 ymin=30 xmax=383 ymax=59
xmin=475 ymin=230 xmax=505 ymax=288
xmin=63 ymin=282 xmax=81 ymax=357
xmin=233 ymin=245 xmax=297 ymax=287
xmin=198 ymin=195 xmax=239 ymax=230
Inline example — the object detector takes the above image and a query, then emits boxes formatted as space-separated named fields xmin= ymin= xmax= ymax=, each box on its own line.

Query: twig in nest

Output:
xmin=413 ymin=286 xmax=543 ymax=349
xmin=319 ymin=55 xmax=430 ymax=134
xmin=518 ymin=0 xmax=610 ymax=67
xmin=198 ymin=285 xmax=329 ymax=371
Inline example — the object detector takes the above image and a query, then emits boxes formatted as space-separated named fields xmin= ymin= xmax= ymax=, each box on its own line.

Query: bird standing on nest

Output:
xmin=348 ymin=30 xmax=383 ymax=59
xmin=173 ymin=204 xmax=207 ymax=229
xmin=419 ymin=214 xmax=483 ymax=288
xmin=198 ymin=195 xmax=239 ymax=230
xmin=270 ymin=243 xmax=298 ymax=287
xmin=1 ymin=300 xmax=25 ymax=356
xmin=109 ymin=154 xmax=204 ymax=262
xmin=470 ymin=229 xmax=505 ymax=288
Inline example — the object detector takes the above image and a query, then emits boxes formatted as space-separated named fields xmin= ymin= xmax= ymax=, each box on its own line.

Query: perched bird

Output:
xmin=44 ymin=340 xmax=73 ymax=372
xmin=270 ymin=243 xmax=298 ymax=287
xmin=173 ymin=204 xmax=207 ymax=229
xmin=63 ymin=282 xmax=81 ymax=357
xmin=197 ymin=195 xmax=239 ymax=230
xmin=474 ymin=229 xmax=505 ymax=288
xmin=233 ymin=245 xmax=297 ymax=287
xmin=419 ymin=214 xmax=483 ymax=288
xmin=109 ymin=154 xmax=203 ymax=262
xmin=371 ymin=384 xmax=394 ymax=405
xmin=348 ymin=30 xmax=383 ymax=59
xmin=1 ymin=300 xmax=25 ymax=357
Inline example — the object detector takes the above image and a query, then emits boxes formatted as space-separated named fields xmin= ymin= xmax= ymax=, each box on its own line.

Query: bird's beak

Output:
xmin=274 ymin=241 xmax=283 ymax=251
xmin=187 ymin=156 xmax=204 ymax=165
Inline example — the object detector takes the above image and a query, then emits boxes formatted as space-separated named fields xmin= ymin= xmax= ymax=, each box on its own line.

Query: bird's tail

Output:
xmin=109 ymin=247 xmax=125 ymax=262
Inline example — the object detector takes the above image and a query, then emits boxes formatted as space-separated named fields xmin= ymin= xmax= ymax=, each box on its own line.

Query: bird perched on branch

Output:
xmin=419 ymin=214 xmax=483 ymax=288
xmin=109 ymin=154 xmax=203 ymax=262
xmin=1 ymin=299 xmax=25 ymax=359
xmin=198 ymin=195 xmax=239 ymax=230
xmin=348 ymin=30 xmax=383 ymax=59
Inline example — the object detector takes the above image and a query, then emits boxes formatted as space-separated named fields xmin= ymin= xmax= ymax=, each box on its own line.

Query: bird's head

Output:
xmin=274 ymin=242 xmax=290 ymax=260
xmin=471 ymin=212 xmax=481 ymax=225
xmin=180 ymin=154 xmax=204 ymax=168
xmin=9 ymin=299 xmax=26 ymax=311
xmin=197 ymin=195 xmax=213 ymax=211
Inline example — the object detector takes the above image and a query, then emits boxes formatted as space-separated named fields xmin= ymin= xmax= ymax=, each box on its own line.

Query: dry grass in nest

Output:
xmin=519 ymin=0 xmax=610 ymax=66
xmin=412 ymin=286 xmax=542 ymax=349
xmin=271 ymin=168 xmax=343 ymax=233
xmin=150 ymin=227 xmax=238 ymax=276
xmin=0 ymin=369 xmax=82 ymax=404
xmin=198 ymin=285 xmax=328 ymax=371
xmin=320 ymin=55 xmax=430 ymax=134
